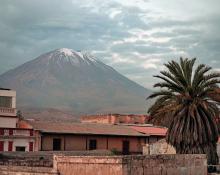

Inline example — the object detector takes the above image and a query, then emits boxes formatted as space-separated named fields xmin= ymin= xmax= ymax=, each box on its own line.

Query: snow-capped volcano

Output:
xmin=58 ymin=48 xmax=75 ymax=56
xmin=0 ymin=48 xmax=151 ymax=117
xmin=45 ymin=48 xmax=98 ymax=66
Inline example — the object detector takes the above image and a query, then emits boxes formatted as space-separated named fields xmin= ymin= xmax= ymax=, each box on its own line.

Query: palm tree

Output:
xmin=147 ymin=58 xmax=220 ymax=165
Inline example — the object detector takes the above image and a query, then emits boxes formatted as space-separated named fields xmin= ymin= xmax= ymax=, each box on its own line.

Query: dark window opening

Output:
xmin=0 ymin=141 xmax=4 ymax=151
xmin=16 ymin=146 xmax=25 ymax=152
xmin=30 ymin=130 xmax=33 ymax=136
xmin=29 ymin=142 xmax=33 ymax=152
xmin=89 ymin=140 xmax=97 ymax=150
xmin=9 ymin=129 xmax=13 ymax=136
xmin=0 ymin=129 xmax=4 ymax=135
xmin=53 ymin=138 xmax=61 ymax=151
xmin=122 ymin=140 xmax=130 ymax=155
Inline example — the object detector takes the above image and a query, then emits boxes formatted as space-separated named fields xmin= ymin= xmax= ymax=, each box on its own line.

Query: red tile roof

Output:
xmin=28 ymin=121 xmax=147 ymax=137
xmin=131 ymin=126 xmax=167 ymax=136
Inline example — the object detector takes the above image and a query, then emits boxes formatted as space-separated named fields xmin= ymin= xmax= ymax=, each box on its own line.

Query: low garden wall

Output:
xmin=0 ymin=150 xmax=112 ymax=167
xmin=54 ymin=154 xmax=207 ymax=175
xmin=0 ymin=166 xmax=58 ymax=175
xmin=0 ymin=152 xmax=53 ymax=167
xmin=0 ymin=152 xmax=208 ymax=175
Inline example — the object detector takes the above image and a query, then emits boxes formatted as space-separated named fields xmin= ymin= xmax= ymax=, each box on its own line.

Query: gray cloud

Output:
xmin=0 ymin=0 xmax=220 ymax=89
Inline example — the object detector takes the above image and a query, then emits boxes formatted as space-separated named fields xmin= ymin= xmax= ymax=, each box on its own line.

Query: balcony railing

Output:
xmin=0 ymin=128 xmax=33 ymax=137
xmin=0 ymin=107 xmax=16 ymax=116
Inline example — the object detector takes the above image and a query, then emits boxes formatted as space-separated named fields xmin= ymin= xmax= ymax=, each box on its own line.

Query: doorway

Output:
xmin=89 ymin=139 xmax=97 ymax=150
xmin=53 ymin=138 xmax=61 ymax=151
xmin=16 ymin=146 xmax=26 ymax=152
xmin=122 ymin=140 xmax=130 ymax=155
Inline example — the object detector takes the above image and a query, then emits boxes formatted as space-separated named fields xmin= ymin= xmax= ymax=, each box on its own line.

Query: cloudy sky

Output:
xmin=0 ymin=0 xmax=220 ymax=89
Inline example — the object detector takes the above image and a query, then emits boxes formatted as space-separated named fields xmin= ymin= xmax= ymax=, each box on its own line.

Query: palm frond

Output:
xmin=147 ymin=57 xmax=220 ymax=164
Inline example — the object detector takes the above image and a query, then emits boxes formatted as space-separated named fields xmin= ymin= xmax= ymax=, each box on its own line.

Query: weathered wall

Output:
xmin=81 ymin=114 xmax=149 ymax=124
xmin=0 ymin=166 xmax=58 ymax=175
xmin=0 ymin=154 xmax=207 ymax=175
xmin=81 ymin=115 xmax=111 ymax=124
xmin=41 ymin=134 xmax=144 ymax=153
xmin=106 ymin=137 xmax=144 ymax=153
xmin=143 ymin=139 xmax=176 ymax=155
xmin=0 ymin=153 xmax=53 ymax=167
xmin=0 ymin=117 xmax=17 ymax=128
xmin=65 ymin=135 xmax=87 ymax=150
xmin=54 ymin=156 xmax=123 ymax=175
xmin=54 ymin=154 xmax=207 ymax=175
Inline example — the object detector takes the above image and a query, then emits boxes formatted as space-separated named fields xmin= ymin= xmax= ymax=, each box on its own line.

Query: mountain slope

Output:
xmin=0 ymin=48 xmax=151 ymax=116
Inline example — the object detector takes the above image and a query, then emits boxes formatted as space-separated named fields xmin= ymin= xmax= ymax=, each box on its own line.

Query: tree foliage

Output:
xmin=148 ymin=58 xmax=220 ymax=164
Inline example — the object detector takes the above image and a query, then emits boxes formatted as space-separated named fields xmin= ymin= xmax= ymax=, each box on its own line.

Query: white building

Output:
xmin=0 ymin=88 xmax=35 ymax=152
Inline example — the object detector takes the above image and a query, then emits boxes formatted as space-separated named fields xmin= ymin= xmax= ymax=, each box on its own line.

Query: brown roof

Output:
xmin=28 ymin=121 xmax=147 ymax=137
xmin=131 ymin=126 xmax=167 ymax=136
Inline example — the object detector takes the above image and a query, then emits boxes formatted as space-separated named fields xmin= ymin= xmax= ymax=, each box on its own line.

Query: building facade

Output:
xmin=0 ymin=88 xmax=35 ymax=152
xmin=81 ymin=114 xmax=149 ymax=124
xmin=20 ymin=120 xmax=167 ymax=154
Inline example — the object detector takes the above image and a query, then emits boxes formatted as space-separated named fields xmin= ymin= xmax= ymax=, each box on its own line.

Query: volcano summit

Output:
xmin=0 ymin=48 xmax=151 ymax=116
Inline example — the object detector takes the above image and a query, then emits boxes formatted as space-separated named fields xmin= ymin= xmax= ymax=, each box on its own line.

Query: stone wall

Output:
xmin=81 ymin=114 xmax=149 ymax=124
xmin=0 ymin=166 xmax=58 ymax=175
xmin=54 ymin=154 xmax=207 ymax=175
xmin=0 ymin=152 xmax=53 ymax=167
xmin=0 ymin=153 xmax=207 ymax=175
xmin=143 ymin=139 xmax=176 ymax=155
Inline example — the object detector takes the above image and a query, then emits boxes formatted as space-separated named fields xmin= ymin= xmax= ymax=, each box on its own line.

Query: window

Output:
xmin=9 ymin=129 xmax=13 ymax=136
xmin=0 ymin=129 xmax=4 ymax=135
xmin=89 ymin=139 xmax=97 ymax=150
xmin=29 ymin=142 xmax=33 ymax=152
xmin=16 ymin=146 xmax=26 ymax=152
xmin=0 ymin=96 xmax=12 ymax=108
xmin=30 ymin=130 xmax=33 ymax=136
xmin=53 ymin=138 xmax=61 ymax=151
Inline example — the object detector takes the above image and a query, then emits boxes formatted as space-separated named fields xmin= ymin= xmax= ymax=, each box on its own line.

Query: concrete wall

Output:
xmin=0 ymin=138 xmax=34 ymax=152
xmin=81 ymin=116 xmax=110 ymax=124
xmin=0 ymin=128 xmax=35 ymax=152
xmin=107 ymin=137 xmax=144 ymax=153
xmin=41 ymin=134 xmax=145 ymax=153
xmin=0 ymin=166 xmax=58 ymax=175
xmin=53 ymin=154 xmax=207 ymax=175
xmin=0 ymin=117 xmax=17 ymax=128
xmin=143 ymin=139 xmax=176 ymax=155
xmin=0 ymin=153 xmax=207 ymax=175
xmin=81 ymin=114 xmax=149 ymax=124
xmin=13 ymin=138 xmax=33 ymax=152
xmin=0 ymin=153 xmax=53 ymax=168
